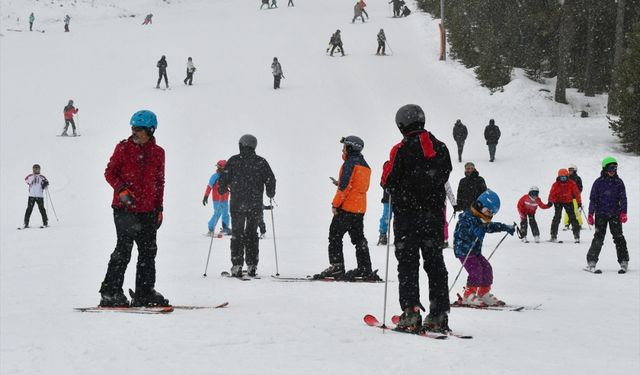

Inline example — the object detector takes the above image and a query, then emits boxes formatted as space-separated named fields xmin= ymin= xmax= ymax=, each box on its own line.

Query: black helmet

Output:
xmin=395 ymin=104 xmax=425 ymax=134
xmin=340 ymin=135 xmax=364 ymax=153
xmin=489 ymin=119 xmax=495 ymax=125
xmin=239 ymin=134 xmax=258 ymax=150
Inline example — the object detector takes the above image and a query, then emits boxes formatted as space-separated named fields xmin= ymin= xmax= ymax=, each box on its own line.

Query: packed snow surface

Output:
xmin=1 ymin=0 xmax=638 ymax=374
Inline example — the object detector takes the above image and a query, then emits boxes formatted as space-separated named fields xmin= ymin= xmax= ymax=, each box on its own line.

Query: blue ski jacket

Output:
xmin=453 ymin=210 xmax=513 ymax=258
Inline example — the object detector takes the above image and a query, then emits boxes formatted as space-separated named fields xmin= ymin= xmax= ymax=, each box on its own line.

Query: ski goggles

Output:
xmin=605 ymin=165 xmax=618 ymax=173
xmin=529 ymin=191 xmax=539 ymax=197
xmin=558 ymin=176 xmax=569 ymax=182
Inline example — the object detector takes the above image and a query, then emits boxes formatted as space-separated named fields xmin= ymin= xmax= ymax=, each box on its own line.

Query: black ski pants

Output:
xmin=230 ymin=210 xmax=260 ymax=267
xmin=100 ymin=209 xmax=158 ymax=295
xmin=288 ymin=0 xmax=294 ymax=6
xmin=455 ymin=141 xmax=465 ymax=162
xmin=488 ymin=143 xmax=497 ymax=161
xmin=377 ymin=41 xmax=386 ymax=55
xmin=63 ymin=118 xmax=76 ymax=133
xmin=328 ymin=210 xmax=371 ymax=270
xmin=330 ymin=43 xmax=344 ymax=56
xmin=273 ymin=74 xmax=281 ymax=89
xmin=157 ymin=69 xmax=168 ymax=88
xmin=551 ymin=203 xmax=579 ymax=238
xmin=352 ymin=14 xmax=365 ymax=23
xmin=520 ymin=213 xmax=540 ymax=238
xmin=24 ymin=197 xmax=47 ymax=226
xmin=258 ymin=208 xmax=267 ymax=235
xmin=394 ymin=210 xmax=449 ymax=314
xmin=184 ymin=71 xmax=193 ymax=85
xmin=587 ymin=214 xmax=628 ymax=264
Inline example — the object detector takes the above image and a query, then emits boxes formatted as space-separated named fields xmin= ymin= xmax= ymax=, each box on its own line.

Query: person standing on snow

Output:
xmin=547 ymin=168 xmax=582 ymax=243
xmin=29 ymin=12 xmax=35 ymax=31
xmin=452 ymin=119 xmax=468 ymax=163
xmin=61 ymin=99 xmax=79 ymax=136
xmin=454 ymin=162 xmax=487 ymax=213
xmin=484 ymin=119 xmax=501 ymax=162
xmin=184 ymin=57 xmax=196 ymax=86
xmin=376 ymin=29 xmax=386 ymax=55
xmin=156 ymin=55 xmax=169 ymax=89
xmin=203 ymin=160 xmax=231 ymax=236
xmin=517 ymin=186 xmax=550 ymax=243
xmin=314 ymin=136 xmax=380 ymax=281
xmin=563 ymin=164 xmax=583 ymax=230
xmin=586 ymin=157 xmax=629 ymax=274
xmin=381 ymin=104 xmax=452 ymax=333
xmin=271 ymin=57 xmax=284 ymax=89
xmin=288 ymin=0 xmax=294 ymax=6
xmin=453 ymin=190 xmax=515 ymax=307
xmin=218 ymin=134 xmax=276 ymax=278
xmin=22 ymin=164 xmax=49 ymax=229
xmin=352 ymin=2 xmax=366 ymax=23
xmin=64 ymin=15 xmax=71 ymax=32
xmin=142 ymin=13 xmax=153 ymax=25
xmin=328 ymin=30 xmax=345 ymax=57
xmin=99 ymin=110 xmax=169 ymax=308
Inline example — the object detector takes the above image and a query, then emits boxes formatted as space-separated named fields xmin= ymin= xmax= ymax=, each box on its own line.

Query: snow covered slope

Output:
xmin=1 ymin=0 xmax=638 ymax=374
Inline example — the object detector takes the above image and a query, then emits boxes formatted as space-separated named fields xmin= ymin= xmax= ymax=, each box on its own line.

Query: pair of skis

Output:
xmin=363 ymin=315 xmax=472 ymax=340
xmin=75 ymin=302 xmax=229 ymax=314
xmin=270 ymin=275 xmax=384 ymax=283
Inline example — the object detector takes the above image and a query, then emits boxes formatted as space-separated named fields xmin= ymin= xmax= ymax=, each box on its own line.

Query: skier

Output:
xmin=218 ymin=134 xmax=276 ymax=277
xmin=547 ymin=168 xmax=582 ymax=243
xmin=376 ymin=29 xmax=386 ymax=55
xmin=563 ymin=164 xmax=583 ymax=230
xmin=484 ymin=119 xmax=501 ymax=162
xmin=314 ymin=136 xmax=380 ymax=281
xmin=359 ymin=1 xmax=369 ymax=18
xmin=271 ymin=0 xmax=278 ymax=8
xmin=183 ymin=57 xmax=196 ymax=85
xmin=156 ymin=55 xmax=169 ymax=89
xmin=328 ymin=29 xmax=345 ymax=57
xmin=389 ymin=0 xmax=401 ymax=17
xmin=64 ymin=15 xmax=70 ymax=32
xmin=452 ymin=119 xmax=468 ymax=163
xmin=288 ymin=0 xmax=294 ymax=6
xmin=454 ymin=190 xmax=515 ymax=306
xmin=517 ymin=186 xmax=550 ymax=243
xmin=203 ymin=160 xmax=231 ymax=236
xmin=443 ymin=181 xmax=456 ymax=248
xmin=271 ymin=57 xmax=284 ymax=89
xmin=142 ymin=13 xmax=153 ymax=25
xmin=377 ymin=185 xmax=390 ymax=246
xmin=454 ymin=162 xmax=487 ymax=213
xmin=352 ymin=1 xmax=366 ymax=23
xmin=400 ymin=3 xmax=411 ymax=17
xmin=381 ymin=104 xmax=453 ymax=333
xmin=22 ymin=164 xmax=49 ymax=229
xmin=29 ymin=12 xmax=34 ymax=31
xmin=61 ymin=99 xmax=79 ymax=136
xmin=586 ymin=157 xmax=629 ymax=273
xmin=99 ymin=110 xmax=169 ymax=307
xmin=260 ymin=0 xmax=270 ymax=9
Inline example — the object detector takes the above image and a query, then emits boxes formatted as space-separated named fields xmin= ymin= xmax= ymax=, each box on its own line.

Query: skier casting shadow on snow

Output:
xmin=327 ymin=30 xmax=345 ymax=56
xmin=217 ymin=134 xmax=276 ymax=278
xmin=381 ymin=104 xmax=453 ymax=334
xmin=99 ymin=110 xmax=170 ymax=308
xmin=22 ymin=164 xmax=49 ymax=229
xmin=156 ymin=55 xmax=169 ymax=89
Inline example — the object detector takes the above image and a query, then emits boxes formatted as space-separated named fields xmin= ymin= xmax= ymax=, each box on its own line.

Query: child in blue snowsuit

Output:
xmin=202 ymin=160 xmax=231 ymax=235
xmin=453 ymin=190 xmax=514 ymax=306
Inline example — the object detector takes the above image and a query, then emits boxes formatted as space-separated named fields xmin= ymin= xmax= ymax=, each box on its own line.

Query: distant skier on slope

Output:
xmin=203 ymin=160 xmax=231 ymax=236
xmin=376 ymin=29 xmax=386 ymax=55
xmin=452 ymin=119 xmax=468 ymax=163
xmin=453 ymin=190 xmax=515 ymax=307
xmin=22 ymin=164 xmax=49 ymax=229
xmin=517 ymin=186 xmax=550 ymax=243
xmin=156 ymin=55 xmax=169 ymax=89
xmin=61 ymin=99 xmax=79 ymax=136
xmin=29 ymin=12 xmax=35 ymax=31
xmin=352 ymin=2 xmax=366 ymax=23
xmin=184 ymin=57 xmax=196 ymax=85
xmin=271 ymin=57 xmax=284 ymax=89
xmin=484 ymin=119 xmax=501 ymax=162
xmin=64 ymin=15 xmax=71 ymax=32
xmin=314 ymin=136 xmax=380 ymax=281
xmin=142 ymin=13 xmax=153 ymax=25
xmin=328 ymin=29 xmax=345 ymax=56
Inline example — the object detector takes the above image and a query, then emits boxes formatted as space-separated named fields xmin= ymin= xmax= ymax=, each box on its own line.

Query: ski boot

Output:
xmin=562 ymin=225 xmax=570 ymax=231
xmin=477 ymin=286 xmax=505 ymax=306
xmin=395 ymin=306 xmax=422 ymax=332
xmin=619 ymin=261 xmax=628 ymax=274
xmin=585 ymin=261 xmax=598 ymax=273
xmin=99 ymin=290 xmax=130 ymax=307
xmin=422 ymin=312 xmax=450 ymax=334
xmin=343 ymin=267 xmax=382 ymax=281
xmin=221 ymin=225 xmax=232 ymax=235
xmin=521 ymin=237 xmax=529 ymax=243
xmin=60 ymin=131 xmax=68 ymax=137
xmin=313 ymin=263 xmax=345 ymax=279
xmin=534 ymin=235 xmax=540 ymax=243
xmin=247 ymin=265 xmax=258 ymax=277
xmin=549 ymin=236 xmax=558 ymax=243
xmin=259 ymin=231 xmax=266 ymax=239
xmin=230 ymin=265 xmax=243 ymax=277
xmin=574 ymin=236 xmax=580 ymax=244
xmin=459 ymin=286 xmax=484 ymax=306
xmin=131 ymin=288 xmax=170 ymax=307
xmin=377 ymin=233 xmax=388 ymax=246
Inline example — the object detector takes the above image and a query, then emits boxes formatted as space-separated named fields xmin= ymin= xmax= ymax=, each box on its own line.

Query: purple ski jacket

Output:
xmin=588 ymin=171 xmax=627 ymax=216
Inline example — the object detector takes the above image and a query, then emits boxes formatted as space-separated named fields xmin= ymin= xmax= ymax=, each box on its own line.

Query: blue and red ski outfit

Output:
xmin=203 ymin=161 xmax=230 ymax=234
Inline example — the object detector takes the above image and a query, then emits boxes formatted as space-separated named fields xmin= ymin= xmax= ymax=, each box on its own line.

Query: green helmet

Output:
xmin=601 ymin=156 xmax=618 ymax=168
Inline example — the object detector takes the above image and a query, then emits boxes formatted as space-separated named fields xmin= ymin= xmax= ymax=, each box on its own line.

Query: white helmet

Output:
xmin=568 ymin=164 xmax=577 ymax=171
xmin=529 ymin=186 xmax=539 ymax=193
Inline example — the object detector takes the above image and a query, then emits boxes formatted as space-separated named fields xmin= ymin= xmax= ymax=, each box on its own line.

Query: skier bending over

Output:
xmin=328 ymin=30 xmax=345 ymax=56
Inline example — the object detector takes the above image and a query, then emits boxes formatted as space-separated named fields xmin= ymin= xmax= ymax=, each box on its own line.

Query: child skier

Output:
xmin=202 ymin=160 xmax=231 ymax=236
xmin=453 ymin=190 xmax=515 ymax=306
xmin=184 ymin=57 xmax=196 ymax=85
xmin=22 ymin=164 xmax=49 ymax=229
xmin=517 ymin=186 xmax=550 ymax=243
xmin=548 ymin=168 xmax=582 ymax=243
xmin=61 ymin=99 xmax=79 ymax=136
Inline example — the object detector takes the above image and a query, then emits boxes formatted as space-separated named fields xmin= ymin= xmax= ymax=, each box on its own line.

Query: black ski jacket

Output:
xmin=455 ymin=170 xmax=487 ymax=211
xmin=570 ymin=173 xmax=583 ymax=192
xmin=453 ymin=121 xmax=468 ymax=143
xmin=484 ymin=124 xmax=501 ymax=145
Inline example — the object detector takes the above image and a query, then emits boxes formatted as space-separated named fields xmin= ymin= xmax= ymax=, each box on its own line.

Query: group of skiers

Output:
xmin=389 ymin=0 xmax=411 ymax=17
xmin=452 ymin=119 xmax=502 ymax=163
xmin=260 ymin=0 xmax=295 ymax=9
xmin=154 ymin=55 xmax=198 ymax=89
xmin=23 ymin=12 xmax=71 ymax=32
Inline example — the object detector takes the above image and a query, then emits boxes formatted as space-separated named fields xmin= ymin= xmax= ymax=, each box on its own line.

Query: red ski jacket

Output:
xmin=548 ymin=179 xmax=581 ymax=205
xmin=517 ymin=194 xmax=550 ymax=216
xmin=64 ymin=105 xmax=78 ymax=120
xmin=105 ymin=137 xmax=165 ymax=213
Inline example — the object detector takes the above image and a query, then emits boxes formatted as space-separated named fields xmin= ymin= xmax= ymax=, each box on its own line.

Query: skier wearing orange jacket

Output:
xmin=517 ymin=186 xmax=550 ymax=243
xmin=547 ymin=168 xmax=582 ymax=243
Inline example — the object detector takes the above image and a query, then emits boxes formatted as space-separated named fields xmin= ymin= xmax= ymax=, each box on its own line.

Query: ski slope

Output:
xmin=1 ymin=0 xmax=638 ymax=374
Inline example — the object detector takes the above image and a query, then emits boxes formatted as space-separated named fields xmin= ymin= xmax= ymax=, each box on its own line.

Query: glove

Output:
xmin=156 ymin=208 xmax=163 ymax=229
xmin=588 ymin=214 xmax=595 ymax=226
xmin=202 ymin=196 xmax=208 ymax=206
xmin=547 ymin=202 xmax=553 ymax=208
xmin=41 ymin=180 xmax=49 ymax=189
xmin=506 ymin=225 xmax=515 ymax=236
xmin=453 ymin=205 xmax=460 ymax=212
xmin=620 ymin=213 xmax=627 ymax=224
xmin=118 ymin=189 xmax=133 ymax=205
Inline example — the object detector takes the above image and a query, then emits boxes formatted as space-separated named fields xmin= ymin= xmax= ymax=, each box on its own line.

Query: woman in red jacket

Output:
xmin=547 ymin=169 xmax=582 ymax=243
xmin=517 ymin=186 xmax=550 ymax=243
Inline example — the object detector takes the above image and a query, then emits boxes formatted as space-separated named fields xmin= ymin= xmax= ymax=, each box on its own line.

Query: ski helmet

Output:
xmin=529 ymin=186 xmax=539 ymax=193
xmin=216 ymin=160 xmax=227 ymax=169
xmin=568 ymin=163 xmax=577 ymax=171
xmin=395 ymin=104 xmax=425 ymax=134
xmin=475 ymin=189 xmax=501 ymax=214
xmin=239 ymin=134 xmax=258 ymax=150
xmin=340 ymin=135 xmax=364 ymax=152
xmin=601 ymin=156 xmax=617 ymax=168
xmin=557 ymin=168 xmax=569 ymax=177
xmin=489 ymin=119 xmax=495 ymax=126
xmin=130 ymin=110 xmax=158 ymax=130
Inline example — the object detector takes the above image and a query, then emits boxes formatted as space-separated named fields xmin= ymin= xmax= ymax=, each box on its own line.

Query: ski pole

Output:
xmin=487 ymin=231 xmax=510 ymax=261
xmin=448 ymin=237 xmax=479 ymax=292
xmin=75 ymin=113 xmax=80 ymax=135
xmin=203 ymin=233 xmax=215 ymax=277
xmin=385 ymin=40 xmax=394 ymax=56
xmin=45 ymin=188 xmax=59 ymax=222
xmin=447 ymin=211 xmax=455 ymax=224
xmin=381 ymin=199 xmax=393 ymax=329
xmin=269 ymin=198 xmax=280 ymax=276
xmin=580 ymin=207 xmax=592 ymax=230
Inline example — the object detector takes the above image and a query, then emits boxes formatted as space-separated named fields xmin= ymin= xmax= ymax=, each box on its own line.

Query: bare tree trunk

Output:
xmin=608 ymin=0 xmax=626 ymax=114
xmin=584 ymin=0 xmax=596 ymax=97
xmin=555 ymin=0 xmax=576 ymax=104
